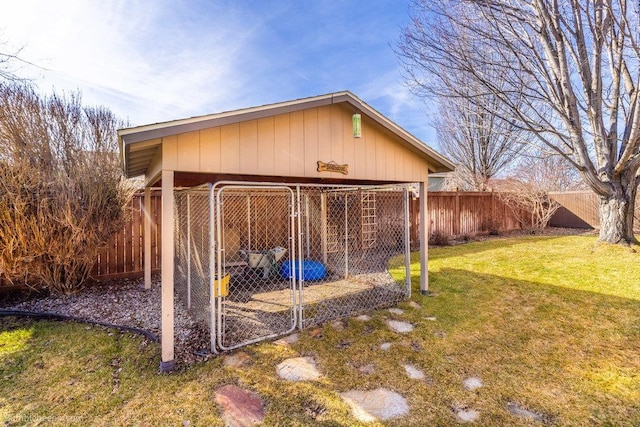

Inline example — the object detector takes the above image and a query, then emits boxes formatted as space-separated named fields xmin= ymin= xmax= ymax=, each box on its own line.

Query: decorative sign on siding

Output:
xmin=352 ymin=113 xmax=362 ymax=138
xmin=317 ymin=161 xmax=349 ymax=175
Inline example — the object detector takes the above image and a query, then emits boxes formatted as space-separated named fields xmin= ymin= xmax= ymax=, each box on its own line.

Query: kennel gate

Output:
xmin=175 ymin=182 xmax=412 ymax=353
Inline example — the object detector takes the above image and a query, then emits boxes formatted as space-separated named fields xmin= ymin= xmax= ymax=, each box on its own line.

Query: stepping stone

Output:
xmin=214 ymin=384 xmax=265 ymax=426
xmin=424 ymin=316 xmax=437 ymax=321
xmin=336 ymin=340 xmax=352 ymax=349
xmin=340 ymin=388 xmax=409 ymax=422
xmin=331 ymin=320 xmax=345 ymax=331
xmin=388 ymin=308 xmax=404 ymax=315
xmin=507 ymin=402 xmax=546 ymax=422
xmin=380 ymin=342 xmax=392 ymax=351
xmin=274 ymin=333 xmax=299 ymax=346
xmin=308 ymin=328 xmax=323 ymax=339
xmin=404 ymin=364 xmax=425 ymax=380
xmin=355 ymin=314 xmax=371 ymax=321
xmin=276 ymin=356 xmax=321 ymax=381
xmin=408 ymin=301 xmax=421 ymax=309
xmin=455 ymin=409 xmax=480 ymax=423
xmin=463 ymin=377 xmax=483 ymax=391
xmin=358 ymin=363 xmax=376 ymax=375
xmin=223 ymin=351 xmax=253 ymax=369
xmin=387 ymin=319 xmax=414 ymax=333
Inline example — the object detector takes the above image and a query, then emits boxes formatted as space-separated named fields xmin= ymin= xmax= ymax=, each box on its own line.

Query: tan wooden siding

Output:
xmin=159 ymin=104 xmax=429 ymax=182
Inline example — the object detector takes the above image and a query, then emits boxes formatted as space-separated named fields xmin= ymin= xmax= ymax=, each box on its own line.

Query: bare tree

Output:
xmin=435 ymin=93 xmax=528 ymax=191
xmin=0 ymin=82 xmax=134 ymax=293
xmin=399 ymin=0 xmax=640 ymax=244
xmin=514 ymin=151 xmax=586 ymax=192
xmin=426 ymin=32 xmax=530 ymax=191
xmin=0 ymin=35 xmax=37 ymax=82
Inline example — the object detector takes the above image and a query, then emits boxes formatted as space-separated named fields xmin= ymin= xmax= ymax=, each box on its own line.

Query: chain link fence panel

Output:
xmin=174 ymin=182 xmax=412 ymax=353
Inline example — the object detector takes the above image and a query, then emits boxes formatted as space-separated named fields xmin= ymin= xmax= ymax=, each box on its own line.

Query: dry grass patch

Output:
xmin=1 ymin=234 xmax=639 ymax=425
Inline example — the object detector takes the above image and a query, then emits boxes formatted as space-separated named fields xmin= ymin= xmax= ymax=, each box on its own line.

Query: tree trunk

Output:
xmin=598 ymin=188 xmax=638 ymax=245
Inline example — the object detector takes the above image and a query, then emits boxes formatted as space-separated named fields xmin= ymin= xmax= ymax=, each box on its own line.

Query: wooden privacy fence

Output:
xmin=549 ymin=191 xmax=640 ymax=230
xmin=415 ymin=191 xmax=522 ymax=241
xmin=94 ymin=190 xmax=524 ymax=280
xmin=89 ymin=191 xmax=162 ymax=279
xmin=548 ymin=192 xmax=599 ymax=229
xmin=0 ymin=190 xmax=525 ymax=285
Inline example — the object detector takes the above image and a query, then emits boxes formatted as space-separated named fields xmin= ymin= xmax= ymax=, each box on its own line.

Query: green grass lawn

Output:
xmin=1 ymin=234 xmax=639 ymax=426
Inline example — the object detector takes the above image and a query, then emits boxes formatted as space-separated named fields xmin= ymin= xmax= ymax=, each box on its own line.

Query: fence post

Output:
xmin=160 ymin=170 xmax=175 ymax=372
xmin=454 ymin=191 xmax=460 ymax=236
xmin=419 ymin=180 xmax=429 ymax=295
xmin=144 ymin=187 xmax=152 ymax=289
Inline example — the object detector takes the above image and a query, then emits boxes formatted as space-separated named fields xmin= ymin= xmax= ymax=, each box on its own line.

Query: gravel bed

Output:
xmin=0 ymin=277 xmax=211 ymax=367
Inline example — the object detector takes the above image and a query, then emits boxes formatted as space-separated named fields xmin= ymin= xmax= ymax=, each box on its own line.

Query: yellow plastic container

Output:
xmin=214 ymin=274 xmax=230 ymax=298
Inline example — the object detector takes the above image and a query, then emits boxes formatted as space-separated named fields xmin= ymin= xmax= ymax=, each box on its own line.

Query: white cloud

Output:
xmin=0 ymin=0 xmax=440 ymax=147
xmin=0 ymin=1 xmax=273 ymax=125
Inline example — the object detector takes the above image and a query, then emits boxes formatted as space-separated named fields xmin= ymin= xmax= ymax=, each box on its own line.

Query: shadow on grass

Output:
xmin=410 ymin=267 xmax=640 ymax=423
xmin=426 ymin=234 xmax=581 ymax=261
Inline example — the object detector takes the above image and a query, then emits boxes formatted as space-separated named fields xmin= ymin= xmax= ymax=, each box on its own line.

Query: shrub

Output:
xmin=0 ymin=82 xmax=134 ymax=293
xmin=429 ymin=231 xmax=450 ymax=246
xmin=496 ymin=180 xmax=561 ymax=231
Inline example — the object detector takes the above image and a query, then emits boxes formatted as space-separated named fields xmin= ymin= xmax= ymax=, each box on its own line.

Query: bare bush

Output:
xmin=0 ymin=82 xmax=134 ymax=293
xmin=497 ymin=181 xmax=561 ymax=232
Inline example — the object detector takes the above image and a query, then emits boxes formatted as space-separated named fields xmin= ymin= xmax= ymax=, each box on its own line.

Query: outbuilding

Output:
xmin=118 ymin=91 xmax=454 ymax=370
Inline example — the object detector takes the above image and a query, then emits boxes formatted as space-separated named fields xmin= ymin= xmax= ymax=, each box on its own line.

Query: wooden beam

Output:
xmin=160 ymin=170 xmax=175 ymax=371
xmin=144 ymin=186 xmax=152 ymax=290
xmin=419 ymin=179 xmax=429 ymax=294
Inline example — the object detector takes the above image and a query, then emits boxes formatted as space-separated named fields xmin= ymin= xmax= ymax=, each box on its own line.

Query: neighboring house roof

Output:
xmin=118 ymin=90 xmax=454 ymax=179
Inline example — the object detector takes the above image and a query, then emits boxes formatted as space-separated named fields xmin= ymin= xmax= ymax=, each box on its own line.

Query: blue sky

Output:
xmin=0 ymin=1 xmax=439 ymax=148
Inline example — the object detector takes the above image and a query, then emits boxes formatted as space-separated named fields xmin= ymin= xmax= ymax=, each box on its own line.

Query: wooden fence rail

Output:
xmin=1 ymin=190 xmax=526 ymax=285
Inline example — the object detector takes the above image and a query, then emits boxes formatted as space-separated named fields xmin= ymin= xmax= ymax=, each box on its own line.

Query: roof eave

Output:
xmin=118 ymin=91 xmax=455 ymax=177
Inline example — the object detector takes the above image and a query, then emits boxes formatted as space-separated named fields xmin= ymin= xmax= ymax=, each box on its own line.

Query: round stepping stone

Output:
xmin=463 ymin=377 xmax=483 ymax=391
xmin=387 ymin=319 xmax=414 ymax=333
xmin=274 ymin=333 xmax=299 ymax=346
xmin=408 ymin=301 xmax=421 ymax=309
xmin=404 ymin=364 xmax=425 ymax=380
xmin=214 ymin=384 xmax=265 ymax=426
xmin=380 ymin=342 xmax=392 ymax=351
xmin=456 ymin=409 xmax=480 ymax=423
xmin=340 ymin=388 xmax=409 ymax=422
xmin=223 ymin=351 xmax=253 ymax=369
xmin=276 ymin=356 xmax=321 ymax=381
xmin=355 ymin=314 xmax=371 ymax=321
xmin=388 ymin=308 xmax=404 ymax=315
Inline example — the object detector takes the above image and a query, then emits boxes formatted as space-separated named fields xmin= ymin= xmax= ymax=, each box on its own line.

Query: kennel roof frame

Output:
xmin=117 ymin=90 xmax=454 ymax=371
